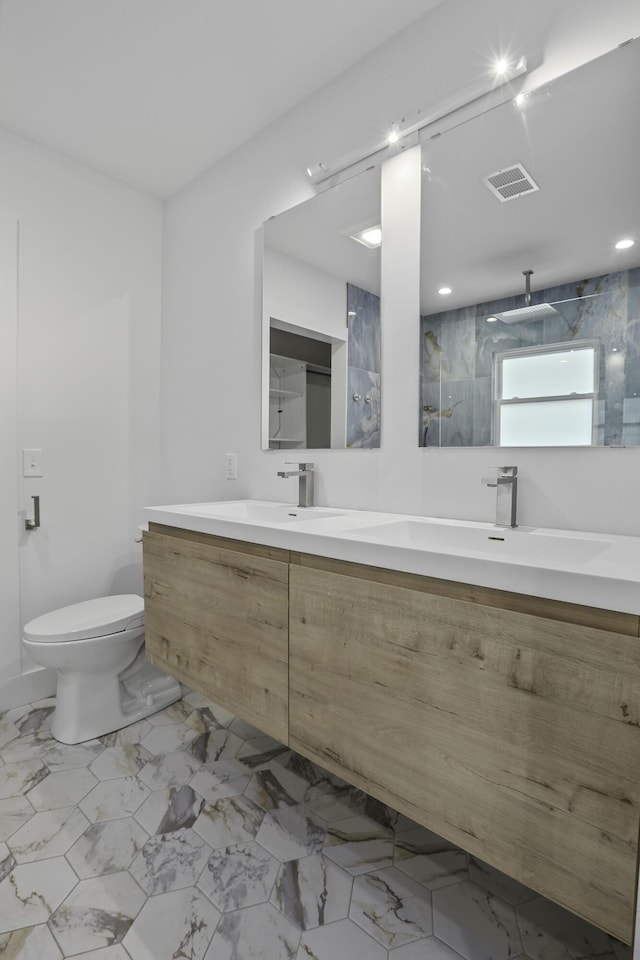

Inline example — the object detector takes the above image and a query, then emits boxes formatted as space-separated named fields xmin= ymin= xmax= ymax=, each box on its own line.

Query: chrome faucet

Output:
xmin=481 ymin=465 xmax=518 ymax=528
xmin=277 ymin=461 xmax=315 ymax=508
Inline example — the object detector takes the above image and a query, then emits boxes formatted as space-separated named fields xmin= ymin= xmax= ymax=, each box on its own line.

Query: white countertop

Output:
xmin=143 ymin=500 xmax=640 ymax=616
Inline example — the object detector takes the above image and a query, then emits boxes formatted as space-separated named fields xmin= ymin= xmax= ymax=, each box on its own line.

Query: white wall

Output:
xmin=0 ymin=127 xmax=162 ymax=697
xmin=0 ymin=220 xmax=20 ymax=680
xmin=160 ymin=0 xmax=640 ymax=536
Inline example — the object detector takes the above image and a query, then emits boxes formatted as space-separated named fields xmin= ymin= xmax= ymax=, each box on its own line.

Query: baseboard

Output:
xmin=0 ymin=667 xmax=56 ymax=712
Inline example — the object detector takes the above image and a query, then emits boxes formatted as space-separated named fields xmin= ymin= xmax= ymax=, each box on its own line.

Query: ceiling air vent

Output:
xmin=483 ymin=163 xmax=539 ymax=202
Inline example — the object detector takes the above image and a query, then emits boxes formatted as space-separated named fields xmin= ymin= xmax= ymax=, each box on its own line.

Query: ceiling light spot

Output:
xmin=438 ymin=286 xmax=452 ymax=295
xmin=486 ymin=316 xmax=498 ymax=323
xmin=494 ymin=58 xmax=509 ymax=77
xmin=615 ymin=237 xmax=635 ymax=250
xmin=350 ymin=225 xmax=381 ymax=249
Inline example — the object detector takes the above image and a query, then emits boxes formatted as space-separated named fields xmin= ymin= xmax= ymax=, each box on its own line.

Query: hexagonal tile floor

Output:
xmin=0 ymin=690 xmax=633 ymax=959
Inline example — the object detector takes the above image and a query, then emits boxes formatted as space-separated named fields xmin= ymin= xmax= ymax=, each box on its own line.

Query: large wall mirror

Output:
xmin=419 ymin=39 xmax=640 ymax=447
xmin=262 ymin=166 xmax=381 ymax=449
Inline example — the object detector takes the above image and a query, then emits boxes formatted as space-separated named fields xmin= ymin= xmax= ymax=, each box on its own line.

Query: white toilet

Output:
xmin=22 ymin=594 xmax=182 ymax=744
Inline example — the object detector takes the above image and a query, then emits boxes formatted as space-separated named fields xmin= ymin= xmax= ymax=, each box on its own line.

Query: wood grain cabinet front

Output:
xmin=143 ymin=524 xmax=289 ymax=743
xmin=288 ymin=552 xmax=640 ymax=944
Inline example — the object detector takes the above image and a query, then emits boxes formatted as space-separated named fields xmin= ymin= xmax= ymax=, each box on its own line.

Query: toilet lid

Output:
xmin=23 ymin=595 xmax=145 ymax=643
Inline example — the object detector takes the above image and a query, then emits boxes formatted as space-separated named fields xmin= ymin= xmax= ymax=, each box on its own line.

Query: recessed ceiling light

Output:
xmin=350 ymin=226 xmax=382 ymax=249
xmin=494 ymin=58 xmax=509 ymax=77
xmin=387 ymin=124 xmax=400 ymax=145
xmin=438 ymin=286 xmax=452 ymax=295
xmin=486 ymin=316 xmax=498 ymax=323
xmin=615 ymin=238 xmax=635 ymax=250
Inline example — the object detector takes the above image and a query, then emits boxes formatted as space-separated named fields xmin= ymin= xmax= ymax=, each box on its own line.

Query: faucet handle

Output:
xmin=487 ymin=465 xmax=518 ymax=475
xmin=284 ymin=461 xmax=314 ymax=471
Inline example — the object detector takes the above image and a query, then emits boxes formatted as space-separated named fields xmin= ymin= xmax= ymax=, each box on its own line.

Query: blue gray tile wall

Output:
xmin=420 ymin=268 xmax=640 ymax=446
xmin=347 ymin=283 xmax=381 ymax=448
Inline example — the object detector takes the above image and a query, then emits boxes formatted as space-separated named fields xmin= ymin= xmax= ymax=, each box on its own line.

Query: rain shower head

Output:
xmin=487 ymin=270 xmax=560 ymax=324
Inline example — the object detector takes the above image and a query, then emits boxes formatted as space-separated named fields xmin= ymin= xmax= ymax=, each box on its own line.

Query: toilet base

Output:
xmin=51 ymin=649 xmax=182 ymax=744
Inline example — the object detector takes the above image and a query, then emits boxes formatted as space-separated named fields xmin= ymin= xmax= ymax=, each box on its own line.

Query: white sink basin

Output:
xmin=350 ymin=519 xmax=614 ymax=567
xmin=151 ymin=500 xmax=343 ymax=525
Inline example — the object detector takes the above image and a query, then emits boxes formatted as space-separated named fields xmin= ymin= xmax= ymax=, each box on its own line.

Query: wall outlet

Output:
xmin=23 ymin=448 xmax=43 ymax=477
xmin=224 ymin=452 xmax=237 ymax=480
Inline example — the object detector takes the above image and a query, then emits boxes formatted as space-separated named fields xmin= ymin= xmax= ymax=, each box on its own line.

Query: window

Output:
xmin=494 ymin=340 xmax=599 ymax=446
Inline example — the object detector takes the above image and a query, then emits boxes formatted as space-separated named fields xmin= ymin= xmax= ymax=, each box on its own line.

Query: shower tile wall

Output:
xmin=420 ymin=267 xmax=640 ymax=446
xmin=0 ymin=692 xmax=633 ymax=959
xmin=347 ymin=282 xmax=381 ymax=448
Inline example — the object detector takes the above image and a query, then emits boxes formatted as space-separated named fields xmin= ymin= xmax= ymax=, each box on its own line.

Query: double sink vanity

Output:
xmin=142 ymin=488 xmax=640 ymax=945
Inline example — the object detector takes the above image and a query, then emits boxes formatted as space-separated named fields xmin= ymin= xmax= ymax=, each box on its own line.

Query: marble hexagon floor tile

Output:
xmin=432 ymin=880 xmax=524 ymax=960
xmin=41 ymin=738 xmax=105 ymax=772
xmin=350 ymin=865 xmax=434 ymax=948
xmin=389 ymin=936 xmax=469 ymax=959
xmin=192 ymin=793 xmax=265 ymax=849
xmin=323 ymin=812 xmax=394 ymax=875
xmin=8 ymin=804 xmax=89 ymax=862
xmin=48 ymin=871 xmax=147 ymax=955
xmin=256 ymin=804 xmax=326 ymax=862
xmin=0 ymin=857 xmax=78 ymax=932
xmin=297 ymin=916 xmax=387 ymax=960
xmin=79 ymin=775 xmax=151 ymax=822
xmin=205 ymin=901 xmax=300 ymax=960
xmin=25 ymin=766 xmax=97 ymax=811
xmin=0 ymin=758 xmax=48 ymax=799
xmin=516 ymin=896 xmax=623 ymax=960
xmin=270 ymin=852 xmax=353 ymax=930
xmin=188 ymin=727 xmax=244 ymax=766
xmin=468 ymin=857 xmax=539 ymax=907
xmin=89 ymin=742 xmax=152 ymax=780
xmin=244 ymin=761 xmax=309 ymax=811
xmin=395 ymin=825 xmax=469 ymax=890
xmin=66 ymin=817 xmax=149 ymax=878
xmin=189 ymin=758 xmax=252 ymax=804
xmin=140 ymin=720 xmax=199 ymax=755
xmin=134 ymin=783 xmax=205 ymax=834
xmin=0 ymin=922 xmax=63 ymax=959
xmin=67 ymin=946 xmax=131 ymax=960
xmin=0 ymin=795 xmax=35 ymax=840
xmin=130 ymin=827 xmax=212 ymax=895
xmin=198 ymin=839 xmax=280 ymax=911
xmin=138 ymin=747 xmax=203 ymax=790
xmin=123 ymin=885 xmax=220 ymax=960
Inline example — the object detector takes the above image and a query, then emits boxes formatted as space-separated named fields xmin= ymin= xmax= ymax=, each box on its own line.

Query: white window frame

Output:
xmin=493 ymin=339 xmax=600 ymax=446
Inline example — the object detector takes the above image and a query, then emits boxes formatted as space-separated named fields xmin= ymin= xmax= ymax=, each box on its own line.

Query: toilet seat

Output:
xmin=24 ymin=595 xmax=145 ymax=643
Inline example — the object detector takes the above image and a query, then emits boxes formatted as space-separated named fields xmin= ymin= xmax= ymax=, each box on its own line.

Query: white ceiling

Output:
xmin=0 ymin=0 xmax=442 ymax=197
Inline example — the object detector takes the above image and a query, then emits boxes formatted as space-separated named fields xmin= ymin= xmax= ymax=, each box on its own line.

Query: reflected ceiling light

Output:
xmin=387 ymin=124 xmax=400 ymax=145
xmin=615 ymin=237 xmax=635 ymax=249
xmin=305 ymin=53 xmax=527 ymax=189
xmin=306 ymin=162 xmax=328 ymax=183
xmin=350 ymin=225 xmax=382 ymax=249
xmin=513 ymin=93 xmax=527 ymax=107
xmin=438 ymin=286 xmax=452 ymax=295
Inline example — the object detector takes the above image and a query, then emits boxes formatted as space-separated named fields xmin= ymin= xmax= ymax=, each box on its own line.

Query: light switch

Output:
xmin=23 ymin=448 xmax=43 ymax=478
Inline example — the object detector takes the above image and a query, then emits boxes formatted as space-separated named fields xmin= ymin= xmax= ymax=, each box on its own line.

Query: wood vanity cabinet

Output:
xmin=143 ymin=524 xmax=289 ymax=742
xmin=288 ymin=552 xmax=640 ymax=944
